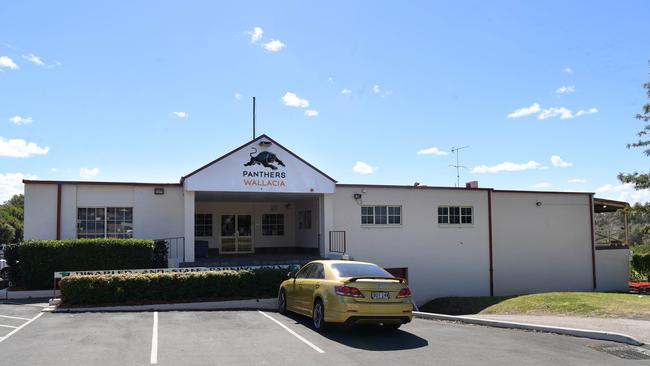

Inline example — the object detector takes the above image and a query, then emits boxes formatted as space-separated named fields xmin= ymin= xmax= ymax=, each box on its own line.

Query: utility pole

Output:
xmin=450 ymin=145 xmax=469 ymax=187
xmin=252 ymin=96 xmax=256 ymax=139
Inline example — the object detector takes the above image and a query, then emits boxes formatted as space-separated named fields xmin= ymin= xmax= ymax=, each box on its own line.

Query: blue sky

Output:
xmin=1 ymin=1 xmax=649 ymax=203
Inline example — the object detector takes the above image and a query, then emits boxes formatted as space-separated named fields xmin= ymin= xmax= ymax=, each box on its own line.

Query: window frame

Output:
xmin=195 ymin=213 xmax=213 ymax=237
xmin=437 ymin=205 xmax=474 ymax=226
xmin=361 ymin=205 xmax=402 ymax=226
xmin=261 ymin=213 xmax=285 ymax=236
xmin=77 ymin=207 xmax=134 ymax=239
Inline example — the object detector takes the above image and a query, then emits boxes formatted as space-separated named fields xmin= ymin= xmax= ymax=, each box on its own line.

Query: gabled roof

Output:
xmin=180 ymin=134 xmax=337 ymax=184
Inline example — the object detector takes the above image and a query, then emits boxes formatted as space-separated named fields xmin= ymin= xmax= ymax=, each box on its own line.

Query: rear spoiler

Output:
xmin=344 ymin=276 xmax=406 ymax=284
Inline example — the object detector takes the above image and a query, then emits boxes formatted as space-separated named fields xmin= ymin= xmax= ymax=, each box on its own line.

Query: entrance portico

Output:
xmin=180 ymin=135 xmax=336 ymax=264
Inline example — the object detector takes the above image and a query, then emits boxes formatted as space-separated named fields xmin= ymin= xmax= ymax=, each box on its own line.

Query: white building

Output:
xmin=23 ymin=135 xmax=630 ymax=304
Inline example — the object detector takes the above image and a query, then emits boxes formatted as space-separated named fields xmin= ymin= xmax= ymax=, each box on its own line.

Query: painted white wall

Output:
xmin=491 ymin=192 xmax=593 ymax=296
xmin=25 ymin=183 xmax=185 ymax=241
xmin=596 ymin=249 xmax=630 ymax=292
xmin=183 ymin=138 xmax=335 ymax=194
xmin=24 ymin=183 xmax=57 ymax=240
xmin=294 ymin=197 xmax=320 ymax=248
xmin=330 ymin=186 xmax=491 ymax=305
xmin=184 ymin=191 xmax=195 ymax=262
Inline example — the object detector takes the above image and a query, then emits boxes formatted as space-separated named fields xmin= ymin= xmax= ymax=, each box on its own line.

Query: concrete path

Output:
xmin=473 ymin=314 xmax=650 ymax=344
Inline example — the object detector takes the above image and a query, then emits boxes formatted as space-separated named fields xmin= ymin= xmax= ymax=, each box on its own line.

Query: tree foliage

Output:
xmin=618 ymin=61 xmax=650 ymax=189
xmin=0 ymin=194 xmax=24 ymax=244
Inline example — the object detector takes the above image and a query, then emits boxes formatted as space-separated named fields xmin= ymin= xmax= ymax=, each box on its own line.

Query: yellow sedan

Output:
xmin=278 ymin=260 xmax=413 ymax=331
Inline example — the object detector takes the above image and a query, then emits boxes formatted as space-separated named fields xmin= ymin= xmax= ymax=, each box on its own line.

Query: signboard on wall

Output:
xmin=183 ymin=135 xmax=336 ymax=194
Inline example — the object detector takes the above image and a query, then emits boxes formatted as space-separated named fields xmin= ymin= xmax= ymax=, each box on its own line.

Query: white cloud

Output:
xmin=507 ymin=102 xmax=541 ymax=118
xmin=328 ymin=76 xmax=334 ymax=83
xmin=304 ymin=109 xmax=319 ymax=117
xmin=172 ymin=111 xmax=188 ymax=119
xmin=50 ymin=168 xmax=57 ymax=173
xmin=563 ymin=67 xmax=573 ymax=74
xmin=531 ymin=182 xmax=552 ymax=189
xmin=373 ymin=84 xmax=381 ymax=94
xmin=352 ymin=161 xmax=378 ymax=175
xmin=0 ymin=56 xmax=18 ymax=70
xmin=555 ymin=85 xmax=575 ymax=94
xmin=0 ymin=137 xmax=49 ymax=157
xmin=417 ymin=147 xmax=448 ymax=156
xmin=550 ymin=155 xmax=572 ymax=167
xmin=341 ymin=89 xmax=352 ymax=94
xmin=22 ymin=53 xmax=44 ymax=66
xmin=246 ymin=27 xmax=264 ymax=43
xmin=281 ymin=92 xmax=309 ymax=108
xmin=538 ymin=107 xmax=573 ymax=120
xmin=596 ymin=183 xmax=650 ymax=204
xmin=568 ymin=178 xmax=586 ymax=184
xmin=234 ymin=93 xmax=243 ymax=101
xmin=472 ymin=160 xmax=543 ymax=174
xmin=263 ymin=39 xmax=285 ymax=52
xmin=79 ymin=167 xmax=99 ymax=179
xmin=0 ymin=172 xmax=37 ymax=202
xmin=8 ymin=115 xmax=33 ymax=125
xmin=576 ymin=107 xmax=598 ymax=117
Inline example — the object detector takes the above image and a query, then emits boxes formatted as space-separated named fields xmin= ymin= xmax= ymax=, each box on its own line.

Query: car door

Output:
xmin=290 ymin=264 xmax=313 ymax=313
xmin=300 ymin=263 xmax=325 ymax=315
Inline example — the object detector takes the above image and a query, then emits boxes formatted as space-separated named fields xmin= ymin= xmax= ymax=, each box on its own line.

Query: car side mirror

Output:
xmin=287 ymin=272 xmax=296 ymax=279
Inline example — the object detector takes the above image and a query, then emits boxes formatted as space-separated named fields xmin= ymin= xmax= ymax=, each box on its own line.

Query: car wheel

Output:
xmin=0 ymin=268 xmax=7 ymax=281
xmin=278 ymin=289 xmax=288 ymax=315
xmin=312 ymin=299 xmax=328 ymax=332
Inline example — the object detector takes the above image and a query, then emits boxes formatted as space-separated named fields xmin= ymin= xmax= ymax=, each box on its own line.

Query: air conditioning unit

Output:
xmin=465 ymin=181 xmax=479 ymax=188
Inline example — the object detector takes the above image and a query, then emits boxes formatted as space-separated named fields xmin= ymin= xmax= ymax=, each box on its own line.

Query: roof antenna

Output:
xmin=252 ymin=96 xmax=256 ymax=139
xmin=449 ymin=145 xmax=469 ymax=187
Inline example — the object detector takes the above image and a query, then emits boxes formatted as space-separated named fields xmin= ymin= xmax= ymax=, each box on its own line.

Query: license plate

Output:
xmin=371 ymin=291 xmax=390 ymax=300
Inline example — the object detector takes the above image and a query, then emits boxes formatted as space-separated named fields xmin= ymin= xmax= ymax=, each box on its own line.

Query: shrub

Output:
xmin=631 ymin=253 xmax=650 ymax=279
xmin=18 ymin=239 xmax=154 ymax=290
xmin=59 ymin=268 xmax=292 ymax=305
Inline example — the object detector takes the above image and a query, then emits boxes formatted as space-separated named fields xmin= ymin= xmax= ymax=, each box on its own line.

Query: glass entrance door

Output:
xmin=220 ymin=214 xmax=253 ymax=253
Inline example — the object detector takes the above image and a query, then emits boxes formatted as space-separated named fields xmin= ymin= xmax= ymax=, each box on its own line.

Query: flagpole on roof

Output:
xmin=252 ymin=96 xmax=256 ymax=139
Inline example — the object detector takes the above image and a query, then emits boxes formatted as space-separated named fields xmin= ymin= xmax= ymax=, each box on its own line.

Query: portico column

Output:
xmin=320 ymin=193 xmax=334 ymax=257
xmin=184 ymin=190 xmax=195 ymax=263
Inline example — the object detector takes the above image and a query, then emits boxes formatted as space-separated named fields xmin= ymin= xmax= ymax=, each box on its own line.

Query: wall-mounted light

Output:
xmin=353 ymin=193 xmax=362 ymax=200
xmin=536 ymin=201 xmax=542 ymax=207
xmin=154 ymin=188 xmax=165 ymax=195
xmin=259 ymin=141 xmax=272 ymax=147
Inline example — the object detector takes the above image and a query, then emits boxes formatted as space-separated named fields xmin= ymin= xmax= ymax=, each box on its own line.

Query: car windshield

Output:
xmin=330 ymin=263 xmax=393 ymax=278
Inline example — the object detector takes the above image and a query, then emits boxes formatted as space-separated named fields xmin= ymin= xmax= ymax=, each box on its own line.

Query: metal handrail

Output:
xmin=329 ymin=231 xmax=346 ymax=253
xmin=154 ymin=237 xmax=185 ymax=267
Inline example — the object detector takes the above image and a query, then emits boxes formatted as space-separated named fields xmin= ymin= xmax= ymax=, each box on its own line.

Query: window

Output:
xmin=330 ymin=263 xmax=393 ymax=278
xmin=308 ymin=263 xmax=325 ymax=279
xmin=361 ymin=205 xmax=401 ymax=225
xmin=296 ymin=263 xmax=314 ymax=279
xmin=438 ymin=206 xmax=473 ymax=225
xmin=262 ymin=213 xmax=284 ymax=236
xmin=298 ymin=210 xmax=311 ymax=230
xmin=195 ymin=214 xmax=213 ymax=236
xmin=361 ymin=206 xmax=374 ymax=224
xmin=77 ymin=207 xmax=133 ymax=238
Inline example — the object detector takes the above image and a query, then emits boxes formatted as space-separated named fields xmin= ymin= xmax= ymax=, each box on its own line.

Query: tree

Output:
xmin=0 ymin=194 xmax=24 ymax=243
xmin=618 ymin=61 xmax=650 ymax=189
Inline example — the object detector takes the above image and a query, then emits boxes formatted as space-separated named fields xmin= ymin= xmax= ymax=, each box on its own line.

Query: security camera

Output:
xmin=536 ymin=201 xmax=542 ymax=207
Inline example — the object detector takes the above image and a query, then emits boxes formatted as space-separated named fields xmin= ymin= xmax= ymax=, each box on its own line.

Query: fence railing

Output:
xmin=155 ymin=237 xmax=185 ymax=267
xmin=329 ymin=231 xmax=346 ymax=253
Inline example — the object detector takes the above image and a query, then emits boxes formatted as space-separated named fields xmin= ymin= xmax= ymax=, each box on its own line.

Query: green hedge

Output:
xmin=632 ymin=253 xmax=650 ymax=278
xmin=59 ymin=268 xmax=289 ymax=305
xmin=19 ymin=239 xmax=154 ymax=290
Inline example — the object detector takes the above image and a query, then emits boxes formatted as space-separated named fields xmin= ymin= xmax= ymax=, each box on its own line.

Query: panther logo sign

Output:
xmin=244 ymin=147 xmax=286 ymax=170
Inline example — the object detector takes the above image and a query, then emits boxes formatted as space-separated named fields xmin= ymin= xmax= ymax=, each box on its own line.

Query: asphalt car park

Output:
xmin=0 ymin=301 xmax=648 ymax=365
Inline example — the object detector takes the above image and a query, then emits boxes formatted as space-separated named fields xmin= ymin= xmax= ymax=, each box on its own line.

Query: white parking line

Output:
xmin=0 ymin=314 xmax=31 ymax=321
xmin=150 ymin=311 xmax=158 ymax=364
xmin=257 ymin=311 xmax=325 ymax=354
xmin=0 ymin=312 xmax=43 ymax=343
xmin=0 ymin=324 xmax=18 ymax=329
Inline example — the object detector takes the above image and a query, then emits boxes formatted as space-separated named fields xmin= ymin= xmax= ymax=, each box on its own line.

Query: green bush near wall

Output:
xmin=59 ymin=268 xmax=289 ymax=305
xmin=18 ymin=239 xmax=154 ymax=290
xmin=632 ymin=254 xmax=650 ymax=279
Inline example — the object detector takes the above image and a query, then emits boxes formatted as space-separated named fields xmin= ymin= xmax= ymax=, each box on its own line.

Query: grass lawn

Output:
xmin=420 ymin=292 xmax=650 ymax=318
